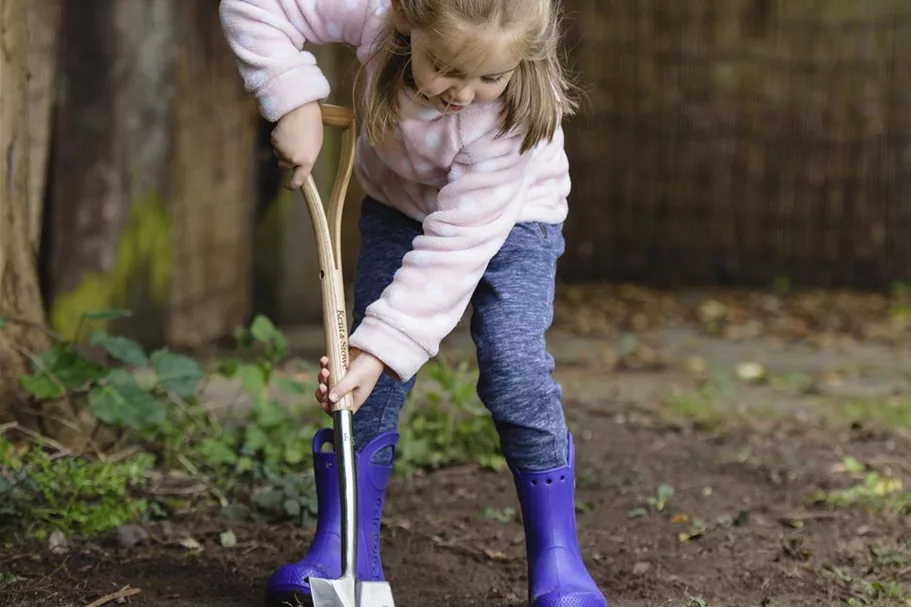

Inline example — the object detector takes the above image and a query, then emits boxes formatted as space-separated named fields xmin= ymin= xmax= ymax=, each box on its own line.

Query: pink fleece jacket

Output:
xmin=219 ymin=0 xmax=571 ymax=381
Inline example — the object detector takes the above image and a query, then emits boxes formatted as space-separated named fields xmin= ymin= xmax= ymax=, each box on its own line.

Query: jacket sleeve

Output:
xmin=218 ymin=0 xmax=376 ymax=122
xmin=349 ymin=127 xmax=539 ymax=382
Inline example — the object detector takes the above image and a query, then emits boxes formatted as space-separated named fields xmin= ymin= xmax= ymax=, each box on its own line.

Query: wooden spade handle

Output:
xmin=299 ymin=103 xmax=357 ymax=412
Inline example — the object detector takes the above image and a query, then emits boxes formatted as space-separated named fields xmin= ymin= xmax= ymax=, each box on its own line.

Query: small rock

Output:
xmin=219 ymin=530 xmax=238 ymax=548
xmin=686 ymin=356 xmax=707 ymax=374
xmin=178 ymin=537 xmax=202 ymax=551
xmin=698 ymin=299 xmax=727 ymax=323
xmin=116 ymin=524 xmax=150 ymax=549
xmin=48 ymin=529 xmax=68 ymax=554
xmin=736 ymin=361 xmax=767 ymax=383
xmin=632 ymin=562 xmax=651 ymax=575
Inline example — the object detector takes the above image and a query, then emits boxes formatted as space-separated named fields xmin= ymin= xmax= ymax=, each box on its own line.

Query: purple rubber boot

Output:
xmin=265 ymin=428 xmax=398 ymax=606
xmin=509 ymin=433 xmax=608 ymax=607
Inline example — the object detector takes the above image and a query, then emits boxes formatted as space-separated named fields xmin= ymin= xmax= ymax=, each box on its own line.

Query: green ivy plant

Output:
xmin=0 ymin=309 xmax=504 ymax=540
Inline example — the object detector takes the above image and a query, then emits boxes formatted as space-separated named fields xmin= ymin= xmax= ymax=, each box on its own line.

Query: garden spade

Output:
xmin=298 ymin=103 xmax=396 ymax=607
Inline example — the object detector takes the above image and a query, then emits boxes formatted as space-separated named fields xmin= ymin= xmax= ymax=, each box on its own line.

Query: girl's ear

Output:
xmin=389 ymin=0 xmax=411 ymax=34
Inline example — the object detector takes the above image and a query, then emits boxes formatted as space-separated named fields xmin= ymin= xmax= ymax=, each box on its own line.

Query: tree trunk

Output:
xmin=27 ymin=0 xmax=62 ymax=253
xmin=0 ymin=0 xmax=52 ymax=425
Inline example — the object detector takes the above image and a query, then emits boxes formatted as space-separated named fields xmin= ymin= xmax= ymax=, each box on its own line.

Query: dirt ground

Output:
xmin=3 ymin=286 xmax=911 ymax=607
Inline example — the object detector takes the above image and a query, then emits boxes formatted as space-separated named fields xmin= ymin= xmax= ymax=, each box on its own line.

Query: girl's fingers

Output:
xmin=287 ymin=165 xmax=312 ymax=189
xmin=315 ymin=383 xmax=329 ymax=408
xmin=316 ymin=356 xmax=332 ymax=415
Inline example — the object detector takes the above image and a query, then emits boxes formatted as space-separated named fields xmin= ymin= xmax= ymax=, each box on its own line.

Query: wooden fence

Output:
xmin=561 ymin=0 xmax=911 ymax=289
xmin=25 ymin=0 xmax=911 ymax=352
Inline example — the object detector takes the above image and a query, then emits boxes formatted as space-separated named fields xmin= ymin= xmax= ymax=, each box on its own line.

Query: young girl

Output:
xmin=218 ymin=0 xmax=608 ymax=605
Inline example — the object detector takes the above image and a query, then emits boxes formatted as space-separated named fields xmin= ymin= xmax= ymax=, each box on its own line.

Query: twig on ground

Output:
xmin=19 ymin=406 xmax=96 ymax=454
xmin=168 ymin=390 xmax=214 ymax=430
xmin=149 ymin=483 xmax=209 ymax=497
xmin=0 ymin=553 xmax=31 ymax=566
xmin=84 ymin=585 xmax=141 ymax=607
xmin=177 ymin=454 xmax=228 ymax=507
xmin=105 ymin=445 xmax=145 ymax=463
xmin=778 ymin=511 xmax=841 ymax=522
xmin=4 ymin=422 xmax=72 ymax=456
xmin=393 ymin=523 xmax=517 ymax=564
xmin=11 ymin=341 xmax=108 ymax=460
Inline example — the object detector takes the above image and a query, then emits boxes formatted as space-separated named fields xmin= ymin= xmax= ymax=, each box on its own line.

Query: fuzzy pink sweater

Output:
xmin=219 ymin=0 xmax=571 ymax=381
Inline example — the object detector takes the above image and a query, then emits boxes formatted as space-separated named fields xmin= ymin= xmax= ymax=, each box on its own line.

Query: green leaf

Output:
xmin=283 ymin=499 xmax=301 ymax=518
xmin=238 ymin=364 xmax=266 ymax=396
xmin=270 ymin=332 xmax=289 ymax=359
xmin=274 ymin=377 xmax=307 ymax=395
xmin=250 ymin=315 xmax=277 ymax=343
xmin=19 ymin=344 xmax=108 ymax=399
xmin=235 ymin=456 xmax=254 ymax=473
xmin=283 ymin=441 xmax=306 ymax=465
xmin=218 ymin=357 xmax=241 ymax=378
xmin=197 ymin=438 xmax=238 ymax=466
xmin=220 ymin=504 xmax=251 ymax=521
xmin=151 ymin=350 xmax=203 ymax=398
xmin=19 ymin=374 xmax=62 ymax=400
xmin=0 ymin=317 xmax=6 ymax=329
xmin=255 ymin=400 xmax=286 ymax=430
xmin=89 ymin=331 xmax=149 ymax=367
xmin=234 ymin=325 xmax=254 ymax=349
xmin=252 ymin=488 xmax=284 ymax=513
xmin=88 ymin=369 xmax=166 ymax=430
xmin=242 ymin=425 xmax=269 ymax=453
xmin=84 ymin=308 xmax=132 ymax=320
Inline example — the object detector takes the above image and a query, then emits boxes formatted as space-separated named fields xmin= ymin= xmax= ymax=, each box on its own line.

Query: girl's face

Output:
xmin=407 ymin=26 xmax=521 ymax=114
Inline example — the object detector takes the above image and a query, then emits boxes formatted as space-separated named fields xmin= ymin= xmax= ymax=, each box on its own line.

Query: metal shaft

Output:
xmin=333 ymin=408 xmax=357 ymax=577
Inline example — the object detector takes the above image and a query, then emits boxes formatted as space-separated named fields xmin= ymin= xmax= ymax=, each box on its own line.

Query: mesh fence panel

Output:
xmin=561 ymin=0 xmax=911 ymax=289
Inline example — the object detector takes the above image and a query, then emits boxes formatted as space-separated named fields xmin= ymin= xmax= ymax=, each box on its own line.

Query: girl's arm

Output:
xmin=349 ymin=127 xmax=540 ymax=382
xmin=218 ymin=0 xmax=381 ymax=122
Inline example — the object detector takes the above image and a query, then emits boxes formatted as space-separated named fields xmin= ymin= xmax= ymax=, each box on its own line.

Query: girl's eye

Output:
xmin=482 ymin=75 xmax=504 ymax=84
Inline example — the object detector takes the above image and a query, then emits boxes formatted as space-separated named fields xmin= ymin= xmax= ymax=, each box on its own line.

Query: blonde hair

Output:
xmin=357 ymin=0 xmax=579 ymax=154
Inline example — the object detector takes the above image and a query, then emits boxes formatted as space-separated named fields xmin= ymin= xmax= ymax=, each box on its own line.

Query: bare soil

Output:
xmin=4 ymin=286 xmax=911 ymax=607
xmin=3 ymin=404 xmax=909 ymax=607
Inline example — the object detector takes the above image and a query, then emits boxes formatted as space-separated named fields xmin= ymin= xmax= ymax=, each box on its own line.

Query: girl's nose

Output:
xmin=450 ymin=87 xmax=474 ymax=104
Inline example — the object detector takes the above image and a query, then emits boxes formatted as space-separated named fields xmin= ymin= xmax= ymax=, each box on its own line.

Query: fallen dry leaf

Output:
xmin=483 ymin=548 xmax=514 ymax=562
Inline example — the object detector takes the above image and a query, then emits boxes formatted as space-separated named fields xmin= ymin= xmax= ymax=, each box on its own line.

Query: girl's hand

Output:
xmin=314 ymin=348 xmax=386 ymax=414
xmin=271 ymin=101 xmax=324 ymax=189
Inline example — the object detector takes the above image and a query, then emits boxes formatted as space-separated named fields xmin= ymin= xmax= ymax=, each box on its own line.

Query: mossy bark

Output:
xmin=0 ymin=0 xmax=53 ymax=426
xmin=45 ymin=0 xmax=257 ymax=349
xmin=46 ymin=0 xmax=174 ymax=346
